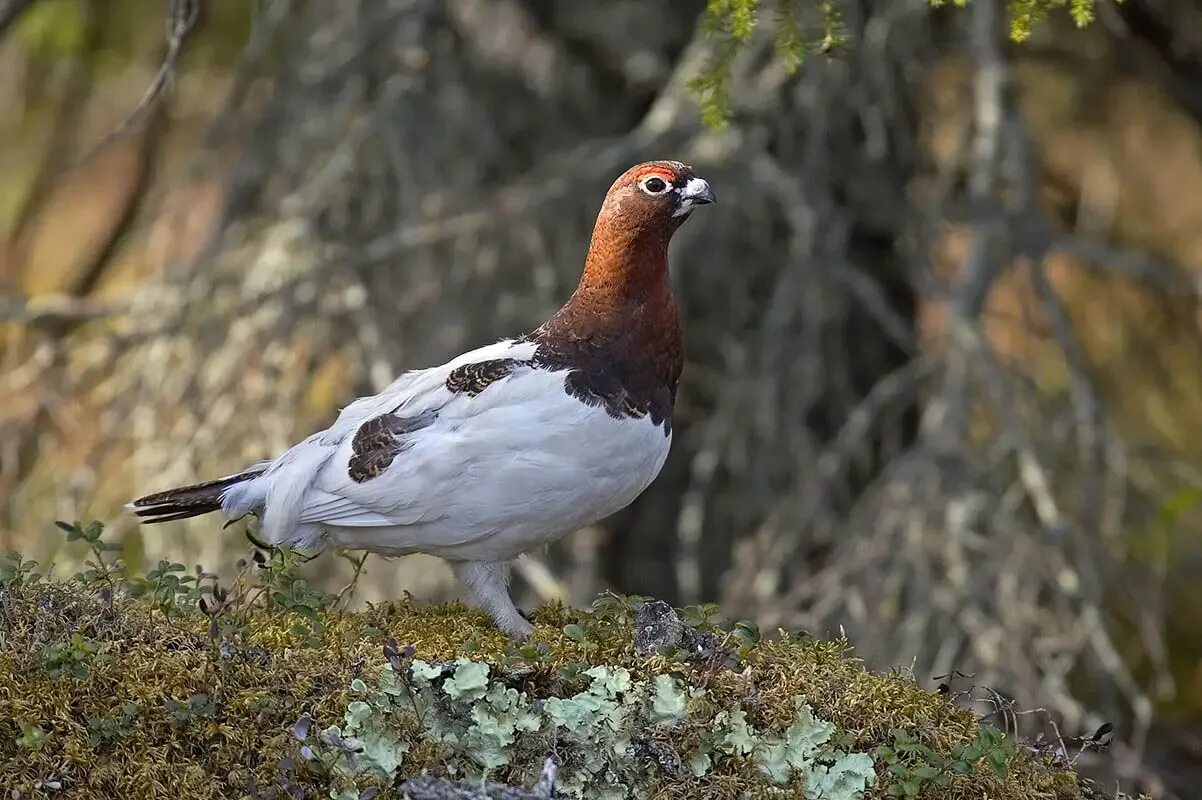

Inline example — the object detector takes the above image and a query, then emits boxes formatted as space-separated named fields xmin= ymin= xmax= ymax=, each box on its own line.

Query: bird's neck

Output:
xmin=555 ymin=224 xmax=678 ymax=336
xmin=530 ymin=219 xmax=685 ymax=431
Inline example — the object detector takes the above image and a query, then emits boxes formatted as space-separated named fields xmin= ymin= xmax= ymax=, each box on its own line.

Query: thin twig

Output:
xmin=0 ymin=293 xmax=127 ymax=325
xmin=72 ymin=0 xmax=200 ymax=167
xmin=336 ymin=550 xmax=369 ymax=610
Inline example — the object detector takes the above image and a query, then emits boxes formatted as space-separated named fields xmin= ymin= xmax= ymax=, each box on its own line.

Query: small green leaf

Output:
xmin=16 ymin=722 xmax=48 ymax=750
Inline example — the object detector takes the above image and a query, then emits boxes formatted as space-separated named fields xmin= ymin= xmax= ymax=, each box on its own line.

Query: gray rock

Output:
xmin=632 ymin=599 xmax=684 ymax=656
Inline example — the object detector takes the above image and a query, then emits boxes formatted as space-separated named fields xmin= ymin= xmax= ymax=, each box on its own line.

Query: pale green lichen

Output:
xmin=467 ymin=684 xmax=542 ymax=770
xmin=444 ymin=659 xmax=490 ymax=702
xmin=713 ymin=706 xmax=757 ymax=756
xmin=410 ymin=658 xmax=446 ymax=684
xmin=648 ymin=674 xmax=687 ymax=723
xmin=688 ymin=749 xmax=712 ymax=778
xmin=325 ymin=686 xmax=410 ymax=780
xmin=757 ymin=697 xmax=837 ymax=783
xmin=541 ymin=665 xmax=645 ymax=796
xmin=324 ymin=658 xmax=877 ymax=799
xmin=409 ymin=659 xmax=543 ymax=773
xmin=807 ymin=752 xmax=878 ymax=800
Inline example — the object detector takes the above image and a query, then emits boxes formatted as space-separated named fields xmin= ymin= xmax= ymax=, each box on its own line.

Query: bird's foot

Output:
xmin=503 ymin=613 xmax=535 ymax=641
xmin=508 ymin=608 xmax=536 ymax=640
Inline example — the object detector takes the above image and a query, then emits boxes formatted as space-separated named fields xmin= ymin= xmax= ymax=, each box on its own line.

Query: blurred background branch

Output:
xmin=71 ymin=0 xmax=198 ymax=166
xmin=0 ymin=0 xmax=35 ymax=38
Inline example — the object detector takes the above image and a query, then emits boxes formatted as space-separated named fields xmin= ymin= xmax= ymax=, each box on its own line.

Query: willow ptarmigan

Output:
xmin=130 ymin=161 xmax=715 ymax=638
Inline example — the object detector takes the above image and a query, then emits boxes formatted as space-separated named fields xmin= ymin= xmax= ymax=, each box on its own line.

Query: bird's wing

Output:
xmin=240 ymin=338 xmax=537 ymax=540
xmin=317 ymin=338 xmax=539 ymax=444
xmin=280 ymin=336 xmax=536 ymax=523
xmin=296 ymin=338 xmax=556 ymax=529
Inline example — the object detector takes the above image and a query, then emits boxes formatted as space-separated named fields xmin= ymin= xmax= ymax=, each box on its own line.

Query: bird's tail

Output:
xmin=128 ymin=469 xmax=265 ymax=524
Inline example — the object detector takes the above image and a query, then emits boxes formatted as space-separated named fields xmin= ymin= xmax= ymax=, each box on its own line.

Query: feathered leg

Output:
xmin=451 ymin=560 xmax=533 ymax=639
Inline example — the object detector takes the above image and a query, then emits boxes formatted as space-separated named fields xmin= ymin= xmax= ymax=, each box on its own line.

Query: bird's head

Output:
xmin=570 ymin=160 xmax=715 ymax=305
xmin=596 ymin=160 xmax=716 ymax=239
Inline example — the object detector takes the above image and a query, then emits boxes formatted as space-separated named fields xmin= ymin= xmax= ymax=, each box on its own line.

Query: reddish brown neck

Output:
xmin=546 ymin=221 xmax=678 ymax=338
xmin=529 ymin=212 xmax=685 ymax=433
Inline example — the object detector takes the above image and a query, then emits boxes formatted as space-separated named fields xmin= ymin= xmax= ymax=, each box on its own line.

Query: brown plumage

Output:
xmin=527 ymin=160 xmax=711 ymax=433
xmin=445 ymin=358 xmax=525 ymax=396
xmin=347 ymin=408 xmax=439 ymax=483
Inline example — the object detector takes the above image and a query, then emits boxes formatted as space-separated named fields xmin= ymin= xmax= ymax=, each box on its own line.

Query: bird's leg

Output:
xmin=451 ymin=560 xmax=534 ymax=640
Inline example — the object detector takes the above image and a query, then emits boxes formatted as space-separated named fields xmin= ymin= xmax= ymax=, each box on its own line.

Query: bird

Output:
xmin=129 ymin=160 xmax=715 ymax=639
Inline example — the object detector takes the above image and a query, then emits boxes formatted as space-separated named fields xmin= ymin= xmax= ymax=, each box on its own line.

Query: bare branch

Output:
xmin=73 ymin=0 xmax=200 ymax=166
xmin=0 ymin=293 xmax=127 ymax=325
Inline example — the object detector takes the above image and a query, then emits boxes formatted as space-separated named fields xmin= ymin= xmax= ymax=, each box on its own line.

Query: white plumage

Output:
xmin=226 ymin=338 xmax=670 ymax=558
xmin=211 ymin=338 xmax=671 ymax=635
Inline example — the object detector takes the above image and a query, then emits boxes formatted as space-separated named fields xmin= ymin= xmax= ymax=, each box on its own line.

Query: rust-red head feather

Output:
xmin=578 ymin=160 xmax=715 ymax=301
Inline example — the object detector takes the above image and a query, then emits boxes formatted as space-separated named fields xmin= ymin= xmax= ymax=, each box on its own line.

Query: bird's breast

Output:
xmin=347 ymin=369 xmax=673 ymax=561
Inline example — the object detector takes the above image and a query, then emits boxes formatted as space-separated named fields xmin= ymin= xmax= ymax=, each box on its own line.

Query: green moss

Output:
xmin=0 ymin=533 xmax=1127 ymax=799
xmin=0 ymin=588 xmax=1101 ymax=799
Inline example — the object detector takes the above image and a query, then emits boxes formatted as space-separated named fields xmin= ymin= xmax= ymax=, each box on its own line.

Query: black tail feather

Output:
xmin=130 ymin=470 xmax=264 ymax=524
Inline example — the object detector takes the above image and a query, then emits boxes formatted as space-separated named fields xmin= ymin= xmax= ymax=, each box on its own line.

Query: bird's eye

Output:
xmin=640 ymin=177 xmax=669 ymax=195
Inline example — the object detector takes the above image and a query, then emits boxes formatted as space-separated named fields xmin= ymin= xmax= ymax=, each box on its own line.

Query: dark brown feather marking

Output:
xmin=530 ymin=333 xmax=677 ymax=434
xmin=347 ymin=409 xmax=438 ymax=483
xmin=445 ymin=358 xmax=526 ymax=396
xmin=131 ymin=468 xmax=265 ymax=524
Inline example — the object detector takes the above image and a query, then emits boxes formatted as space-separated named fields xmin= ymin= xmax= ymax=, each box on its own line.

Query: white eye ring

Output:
xmin=638 ymin=176 xmax=672 ymax=195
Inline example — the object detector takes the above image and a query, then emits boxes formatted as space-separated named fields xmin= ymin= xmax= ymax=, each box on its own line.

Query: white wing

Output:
xmin=221 ymin=338 xmax=536 ymax=542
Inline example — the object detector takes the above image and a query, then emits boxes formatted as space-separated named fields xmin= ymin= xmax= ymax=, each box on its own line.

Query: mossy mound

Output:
xmin=0 ymin=541 xmax=1113 ymax=799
